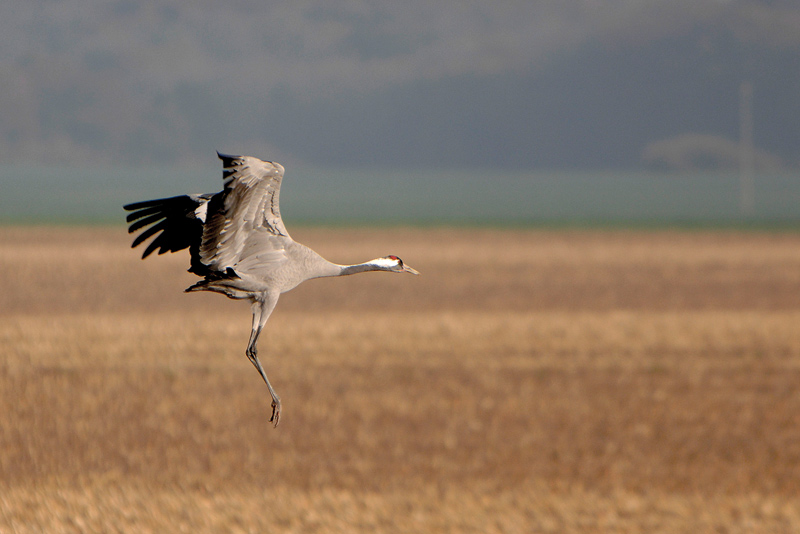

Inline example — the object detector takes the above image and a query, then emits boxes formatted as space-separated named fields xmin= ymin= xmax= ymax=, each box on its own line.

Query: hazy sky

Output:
xmin=1 ymin=1 xmax=799 ymax=169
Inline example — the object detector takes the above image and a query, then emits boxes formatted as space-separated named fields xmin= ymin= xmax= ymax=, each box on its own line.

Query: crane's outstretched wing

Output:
xmin=198 ymin=153 xmax=290 ymax=273
xmin=124 ymin=193 xmax=213 ymax=259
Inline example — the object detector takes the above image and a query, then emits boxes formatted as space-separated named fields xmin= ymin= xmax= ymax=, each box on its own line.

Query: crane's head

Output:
xmin=379 ymin=255 xmax=420 ymax=275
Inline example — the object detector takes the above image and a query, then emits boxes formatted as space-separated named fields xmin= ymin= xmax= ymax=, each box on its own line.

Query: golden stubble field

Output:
xmin=1 ymin=226 xmax=800 ymax=533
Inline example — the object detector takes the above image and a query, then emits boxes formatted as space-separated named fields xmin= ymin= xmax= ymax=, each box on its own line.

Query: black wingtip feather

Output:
xmin=127 ymin=212 xmax=166 ymax=234
xmin=124 ymin=195 xmax=204 ymax=214
xmin=143 ymin=237 xmax=164 ymax=259
xmin=124 ymin=199 xmax=162 ymax=211
xmin=131 ymin=220 xmax=167 ymax=249
xmin=125 ymin=205 xmax=165 ymax=223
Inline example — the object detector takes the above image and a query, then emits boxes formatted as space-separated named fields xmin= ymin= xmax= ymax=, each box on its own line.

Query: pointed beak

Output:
xmin=402 ymin=264 xmax=420 ymax=275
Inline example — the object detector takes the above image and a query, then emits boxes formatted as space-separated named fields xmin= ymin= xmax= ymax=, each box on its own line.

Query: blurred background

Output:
xmin=3 ymin=4 xmax=800 ymax=531
xmin=0 ymin=0 xmax=799 ymax=224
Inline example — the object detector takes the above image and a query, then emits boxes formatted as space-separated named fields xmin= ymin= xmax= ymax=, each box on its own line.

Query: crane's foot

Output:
xmin=270 ymin=398 xmax=281 ymax=427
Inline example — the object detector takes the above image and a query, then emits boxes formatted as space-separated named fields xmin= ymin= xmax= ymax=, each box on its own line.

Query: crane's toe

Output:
xmin=270 ymin=398 xmax=281 ymax=427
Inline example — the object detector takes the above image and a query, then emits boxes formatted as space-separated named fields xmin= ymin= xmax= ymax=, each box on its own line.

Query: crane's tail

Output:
xmin=185 ymin=280 xmax=210 ymax=293
xmin=185 ymin=268 xmax=249 ymax=299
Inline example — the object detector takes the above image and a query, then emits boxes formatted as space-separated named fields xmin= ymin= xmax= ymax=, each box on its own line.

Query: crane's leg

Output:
xmin=246 ymin=294 xmax=282 ymax=427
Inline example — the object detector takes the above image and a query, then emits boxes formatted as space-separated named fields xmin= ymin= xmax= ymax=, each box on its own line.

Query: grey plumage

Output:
xmin=124 ymin=152 xmax=419 ymax=426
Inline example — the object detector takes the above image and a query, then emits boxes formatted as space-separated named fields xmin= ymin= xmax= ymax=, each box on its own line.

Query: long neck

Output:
xmin=337 ymin=260 xmax=387 ymax=277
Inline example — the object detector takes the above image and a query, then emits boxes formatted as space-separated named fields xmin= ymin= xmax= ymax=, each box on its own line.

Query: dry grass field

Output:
xmin=1 ymin=225 xmax=800 ymax=533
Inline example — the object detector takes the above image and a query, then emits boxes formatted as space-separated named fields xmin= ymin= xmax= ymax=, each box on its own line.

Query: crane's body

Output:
xmin=188 ymin=235 xmax=342 ymax=297
xmin=124 ymin=153 xmax=418 ymax=426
